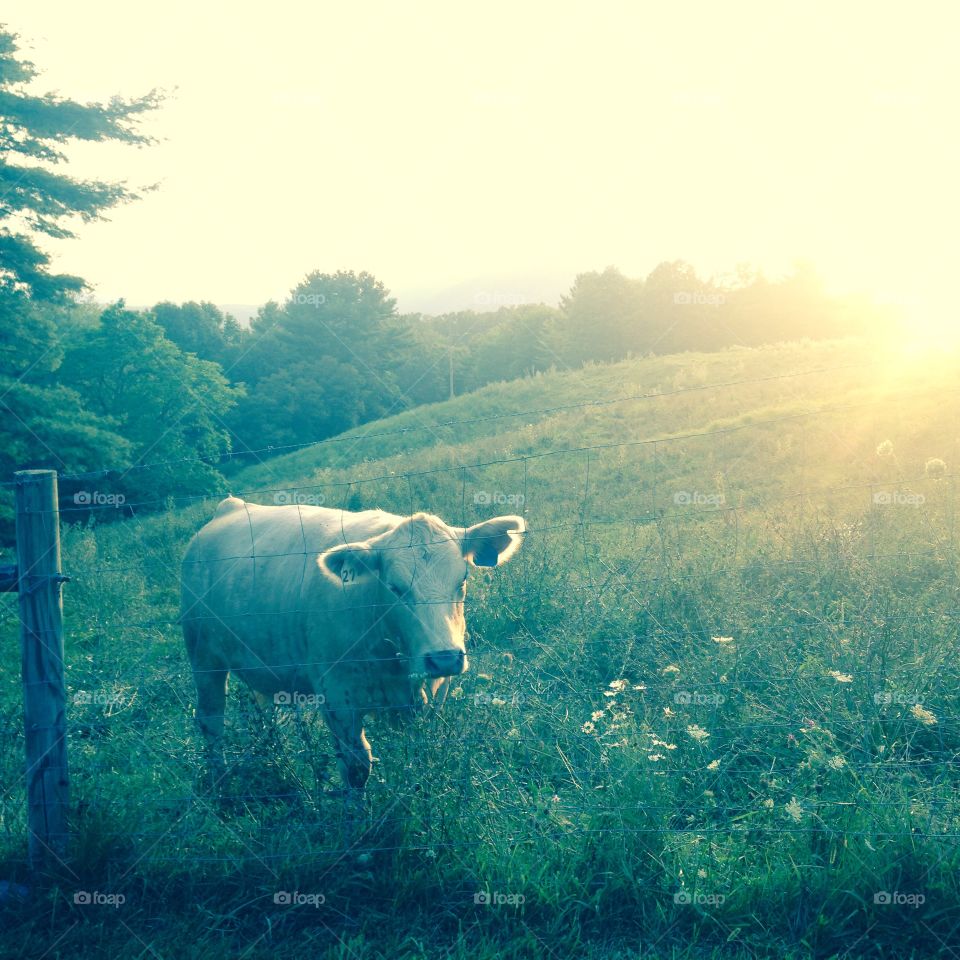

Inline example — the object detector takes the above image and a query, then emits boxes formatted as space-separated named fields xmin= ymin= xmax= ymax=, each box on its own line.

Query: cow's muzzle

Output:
xmin=422 ymin=648 xmax=467 ymax=678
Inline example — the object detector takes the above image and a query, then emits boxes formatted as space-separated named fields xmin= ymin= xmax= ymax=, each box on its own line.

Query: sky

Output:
xmin=3 ymin=1 xmax=957 ymax=318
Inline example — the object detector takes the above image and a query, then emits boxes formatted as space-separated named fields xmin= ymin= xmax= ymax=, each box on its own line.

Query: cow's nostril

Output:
xmin=423 ymin=649 xmax=466 ymax=677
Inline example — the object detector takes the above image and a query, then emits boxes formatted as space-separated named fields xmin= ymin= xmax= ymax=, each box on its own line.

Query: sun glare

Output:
xmin=867 ymin=289 xmax=960 ymax=385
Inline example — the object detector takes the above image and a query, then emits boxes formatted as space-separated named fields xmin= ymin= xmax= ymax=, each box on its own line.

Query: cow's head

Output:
xmin=317 ymin=512 xmax=524 ymax=679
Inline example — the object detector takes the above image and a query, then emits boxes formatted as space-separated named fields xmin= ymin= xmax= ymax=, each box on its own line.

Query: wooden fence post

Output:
xmin=14 ymin=469 xmax=69 ymax=869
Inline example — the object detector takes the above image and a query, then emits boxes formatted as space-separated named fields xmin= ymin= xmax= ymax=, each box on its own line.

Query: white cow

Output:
xmin=181 ymin=497 xmax=524 ymax=789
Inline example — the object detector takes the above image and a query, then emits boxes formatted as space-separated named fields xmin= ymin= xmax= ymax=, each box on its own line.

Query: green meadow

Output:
xmin=2 ymin=337 xmax=959 ymax=958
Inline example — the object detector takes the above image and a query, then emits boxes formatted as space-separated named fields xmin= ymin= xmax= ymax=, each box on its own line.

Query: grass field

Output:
xmin=2 ymin=336 xmax=960 ymax=958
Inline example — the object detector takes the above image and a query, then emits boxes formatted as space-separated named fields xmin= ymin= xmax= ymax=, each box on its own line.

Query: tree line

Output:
xmin=2 ymin=260 xmax=892 ymax=530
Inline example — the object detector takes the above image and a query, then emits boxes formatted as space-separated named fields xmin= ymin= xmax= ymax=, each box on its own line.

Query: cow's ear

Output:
xmin=318 ymin=542 xmax=380 ymax=585
xmin=461 ymin=515 xmax=525 ymax=568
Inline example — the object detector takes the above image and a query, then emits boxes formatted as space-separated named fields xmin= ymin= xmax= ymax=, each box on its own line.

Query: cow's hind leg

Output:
xmin=193 ymin=664 xmax=229 ymax=791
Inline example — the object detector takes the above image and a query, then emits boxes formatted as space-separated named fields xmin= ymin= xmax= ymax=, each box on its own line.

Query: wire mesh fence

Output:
xmin=2 ymin=359 xmax=960 ymax=953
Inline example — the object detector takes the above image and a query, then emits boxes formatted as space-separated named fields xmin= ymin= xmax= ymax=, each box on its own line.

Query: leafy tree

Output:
xmin=151 ymin=300 xmax=243 ymax=366
xmin=233 ymin=357 xmax=365 ymax=454
xmin=386 ymin=313 xmax=454 ymax=407
xmin=0 ymin=291 xmax=131 ymax=538
xmin=638 ymin=260 xmax=729 ymax=354
xmin=0 ymin=27 xmax=161 ymax=536
xmin=462 ymin=305 xmax=562 ymax=390
xmin=422 ymin=309 xmax=505 ymax=349
xmin=237 ymin=271 xmax=398 ymax=378
xmin=402 ymin=305 xmax=564 ymax=400
xmin=228 ymin=271 xmax=404 ymax=450
xmin=57 ymin=304 xmax=243 ymax=503
xmin=556 ymin=267 xmax=644 ymax=364
xmin=759 ymin=261 xmax=850 ymax=342
xmin=0 ymin=28 xmax=160 ymax=300
xmin=404 ymin=309 xmax=507 ymax=402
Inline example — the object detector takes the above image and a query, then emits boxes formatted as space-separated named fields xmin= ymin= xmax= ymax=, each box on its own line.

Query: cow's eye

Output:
xmin=389 ymin=583 xmax=408 ymax=600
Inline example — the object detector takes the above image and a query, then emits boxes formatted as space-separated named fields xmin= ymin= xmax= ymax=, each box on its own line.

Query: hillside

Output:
xmin=230 ymin=336 xmax=957 ymax=529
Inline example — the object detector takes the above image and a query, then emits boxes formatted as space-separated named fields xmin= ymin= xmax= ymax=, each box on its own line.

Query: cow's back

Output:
xmin=180 ymin=498 xmax=401 ymax=683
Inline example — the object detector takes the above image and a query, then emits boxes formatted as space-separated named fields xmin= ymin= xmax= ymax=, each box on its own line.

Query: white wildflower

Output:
xmin=686 ymin=724 xmax=710 ymax=743
xmin=911 ymin=704 xmax=937 ymax=726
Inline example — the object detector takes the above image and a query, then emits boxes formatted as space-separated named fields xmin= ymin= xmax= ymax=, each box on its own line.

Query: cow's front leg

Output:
xmin=324 ymin=707 xmax=372 ymax=790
